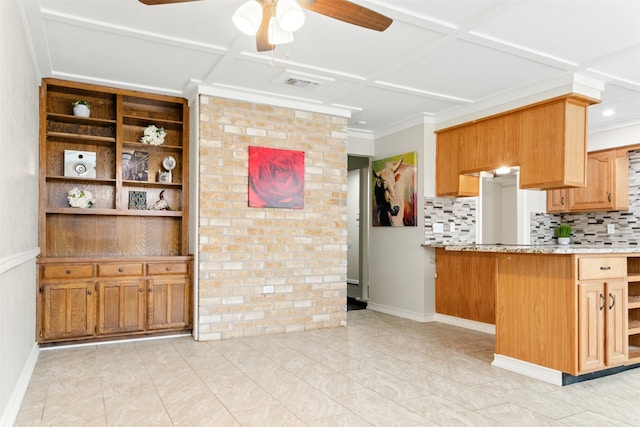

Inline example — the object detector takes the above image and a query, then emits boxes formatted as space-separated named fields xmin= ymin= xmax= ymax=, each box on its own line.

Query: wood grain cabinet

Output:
xmin=435 ymin=94 xmax=597 ymax=197
xmin=577 ymin=257 xmax=628 ymax=373
xmin=37 ymin=78 xmax=192 ymax=345
xmin=547 ymin=148 xmax=629 ymax=213
xmin=459 ymin=114 xmax=518 ymax=174
xmin=435 ymin=128 xmax=480 ymax=197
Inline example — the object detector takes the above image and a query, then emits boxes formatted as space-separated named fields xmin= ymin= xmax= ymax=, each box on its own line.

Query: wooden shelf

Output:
xmin=629 ymin=295 xmax=640 ymax=309
xmin=45 ymin=207 xmax=183 ymax=217
xmin=122 ymin=141 xmax=183 ymax=152
xmin=46 ymin=176 xmax=116 ymax=185
xmin=122 ymin=115 xmax=183 ymax=128
xmin=47 ymin=131 xmax=115 ymax=144
xmin=628 ymin=274 xmax=640 ymax=282
xmin=122 ymin=180 xmax=182 ymax=188
xmin=47 ymin=113 xmax=116 ymax=125
xmin=628 ymin=320 xmax=640 ymax=335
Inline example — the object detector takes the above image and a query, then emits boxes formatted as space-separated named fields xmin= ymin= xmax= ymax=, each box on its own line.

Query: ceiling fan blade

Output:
xmin=299 ymin=0 xmax=392 ymax=32
xmin=139 ymin=0 xmax=201 ymax=5
xmin=256 ymin=2 xmax=275 ymax=52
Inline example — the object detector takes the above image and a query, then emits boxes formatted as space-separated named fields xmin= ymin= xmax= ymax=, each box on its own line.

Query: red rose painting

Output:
xmin=248 ymin=146 xmax=305 ymax=209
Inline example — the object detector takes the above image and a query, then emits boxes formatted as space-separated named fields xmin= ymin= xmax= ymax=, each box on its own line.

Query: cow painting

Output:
xmin=371 ymin=152 xmax=418 ymax=227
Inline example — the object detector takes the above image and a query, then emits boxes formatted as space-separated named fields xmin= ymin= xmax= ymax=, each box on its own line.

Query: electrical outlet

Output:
xmin=607 ymin=224 xmax=615 ymax=234
xmin=432 ymin=223 xmax=444 ymax=234
xmin=449 ymin=223 xmax=456 ymax=232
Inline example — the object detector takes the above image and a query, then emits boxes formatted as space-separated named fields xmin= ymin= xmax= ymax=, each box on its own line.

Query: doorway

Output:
xmin=480 ymin=172 xmax=518 ymax=244
xmin=347 ymin=156 xmax=369 ymax=302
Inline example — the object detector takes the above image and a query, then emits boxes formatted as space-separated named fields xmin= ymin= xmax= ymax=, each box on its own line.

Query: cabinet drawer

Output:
xmin=41 ymin=264 xmax=95 ymax=279
xmin=98 ymin=263 xmax=144 ymax=277
xmin=578 ymin=257 xmax=626 ymax=280
xmin=147 ymin=262 xmax=188 ymax=275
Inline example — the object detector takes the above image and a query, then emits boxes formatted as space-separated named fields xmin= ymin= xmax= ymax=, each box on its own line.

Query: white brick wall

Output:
xmin=197 ymin=96 xmax=348 ymax=340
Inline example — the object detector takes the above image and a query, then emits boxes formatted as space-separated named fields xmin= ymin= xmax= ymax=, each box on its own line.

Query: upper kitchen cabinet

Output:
xmin=459 ymin=114 xmax=519 ymax=174
xmin=435 ymin=128 xmax=479 ymax=197
xmin=518 ymin=96 xmax=593 ymax=190
xmin=435 ymin=94 xmax=598 ymax=197
xmin=547 ymin=148 xmax=629 ymax=213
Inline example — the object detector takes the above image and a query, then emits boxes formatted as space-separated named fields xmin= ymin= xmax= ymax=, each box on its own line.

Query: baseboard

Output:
xmin=492 ymin=354 xmax=563 ymax=386
xmin=365 ymin=302 xmax=435 ymax=323
xmin=1 ymin=342 xmax=39 ymax=427
xmin=433 ymin=313 xmax=495 ymax=335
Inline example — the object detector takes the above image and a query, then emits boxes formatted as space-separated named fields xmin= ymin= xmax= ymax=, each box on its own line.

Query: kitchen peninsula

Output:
xmin=434 ymin=244 xmax=640 ymax=385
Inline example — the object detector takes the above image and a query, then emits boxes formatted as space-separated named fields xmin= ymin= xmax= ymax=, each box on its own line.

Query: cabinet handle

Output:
xmin=87 ymin=290 xmax=93 ymax=296
xmin=166 ymin=267 xmax=171 ymax=272
xmin=118 ymin=267 xmax=124 ymax=273
xmin=148 ymin=288 xmax=153 ymax=293
xmin=600 ymin=266 xmax=611 ymax=270
xmin=608 ymin=192 xmax=612 ymax=202
xmin=561 ymin=196 xmax=565 ymax=205
xmin=66 ymin=269 xmax=71 ymax=275
xmin=599 ymin=293 xmax=606 ymax=310
xmin=139 ymin=288 xmax=144 ymax=293
xmin=609 ymin=292 xmax=616 ymax=309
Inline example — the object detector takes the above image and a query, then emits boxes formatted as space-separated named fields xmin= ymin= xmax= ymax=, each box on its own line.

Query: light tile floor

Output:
xmin=14 ymin=310 xmax=640 ymax=426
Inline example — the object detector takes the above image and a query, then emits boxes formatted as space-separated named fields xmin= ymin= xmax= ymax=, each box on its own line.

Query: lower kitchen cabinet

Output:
xmin=37 ymin=257 xmax=192 ymax=344
xmin=578 ymin=279 xmax=627 ymax=373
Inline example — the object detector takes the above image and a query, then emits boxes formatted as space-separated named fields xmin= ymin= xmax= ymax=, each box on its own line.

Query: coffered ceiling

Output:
xmin=18 ymin=0 xmax=640 ymax=137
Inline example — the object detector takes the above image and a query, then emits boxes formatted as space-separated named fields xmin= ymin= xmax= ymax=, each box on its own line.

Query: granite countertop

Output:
xmin=422 ymin=243 xmax=640 ymax=254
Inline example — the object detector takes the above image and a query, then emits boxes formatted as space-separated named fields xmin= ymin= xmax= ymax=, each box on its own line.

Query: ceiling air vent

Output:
xmin=283 ymin=76 xmax=320 ymax=89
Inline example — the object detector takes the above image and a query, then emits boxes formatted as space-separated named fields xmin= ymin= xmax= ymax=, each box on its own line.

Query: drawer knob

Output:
xmin=66 ymin=269 xmax=71 ymax=274
xmin=600 ymin=266 xmax=612 ymax=270
xmin=148 ymin=288 xmax=153 ymax=293
xmin=87 ymin=290 xmax=92 ymax=296
xmin=118 ymin=267 xmax=124 ymax=273
xmin=166 ymin=267 xmax=171 ymax=272
xmin=139 ymin=288 xmax=144 ymax=293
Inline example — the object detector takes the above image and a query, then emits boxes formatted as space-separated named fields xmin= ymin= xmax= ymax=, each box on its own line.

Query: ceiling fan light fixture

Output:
xmin=276 ymin=0 xmax=305 ymax=32
xmin=232 ymin=0 xmax=263 ymax=36
xmin=268 ymin=17 xmax=294 ymax=45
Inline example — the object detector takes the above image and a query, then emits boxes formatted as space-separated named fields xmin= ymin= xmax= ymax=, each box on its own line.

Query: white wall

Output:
xmin=367 ymin=123 xmax=435 ymax=321
xmin=0 ymin=0 xmax=41 ymax=424
xmin=589 ymin=124 xmax=640 ymax=151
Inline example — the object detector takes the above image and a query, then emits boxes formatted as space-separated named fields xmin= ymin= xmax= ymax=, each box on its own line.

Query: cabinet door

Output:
xmin=518 ymin=99 xmax=587 ymax=189
xmin=605 ymin=279 xmax=628 ymax=366
xmin=460 ymin=115 xmax=518 ymax=174
xmin=568 ymin=151 xmax=613 ymax=212
xmin=97 ymin=279 xmax=146 ymax=334
xmin=547 ymin=189 xmax=567 ymax=213
xmin=578 ymin=282 xmax=606 ymax=373
xmin=42 ymin=281 xmax=96 ymax=341
xmin=436 ymin=129 xmax=479 ymax=197
xmin=147 ymin=276 xmax=190 ymax=330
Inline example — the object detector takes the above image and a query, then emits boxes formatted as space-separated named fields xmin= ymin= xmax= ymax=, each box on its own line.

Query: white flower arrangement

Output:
xmin=140 ymin=125 xmax=166 ymax=145
xmin=68 ymin=187 xmax=95 ymax=208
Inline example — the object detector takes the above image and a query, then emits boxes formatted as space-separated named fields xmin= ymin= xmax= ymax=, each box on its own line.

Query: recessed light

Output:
xmin=603 ymin=109 xmax=615 ymax=117
xmin=356 ymin=121 xmax=367 ymax=125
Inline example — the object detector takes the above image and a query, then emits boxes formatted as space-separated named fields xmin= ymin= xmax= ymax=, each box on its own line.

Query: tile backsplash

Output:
xmin=424 ymin=197 xmax=476 ymax=245
xmin=532 ymin=149 xmax=640 ymax=245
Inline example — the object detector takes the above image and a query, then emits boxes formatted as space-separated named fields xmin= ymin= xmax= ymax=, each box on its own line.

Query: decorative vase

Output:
xmin=558 ymin=237 xmax=570 ymax=245
xmin=73 ymin=104 xmax=90 ymax=117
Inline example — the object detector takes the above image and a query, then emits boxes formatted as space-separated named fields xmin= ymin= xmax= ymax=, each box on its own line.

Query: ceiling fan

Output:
xmin=139 ymin=0 xmax=393 ymax=52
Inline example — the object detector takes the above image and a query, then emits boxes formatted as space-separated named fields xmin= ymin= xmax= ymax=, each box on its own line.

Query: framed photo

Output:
xmin=371 ymin=152 xmax=418 ymax=227
xmin=248 ymin=146 xmax=305 ymax=209
xmin=128 ymin=191 xmax=147 ymax=210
